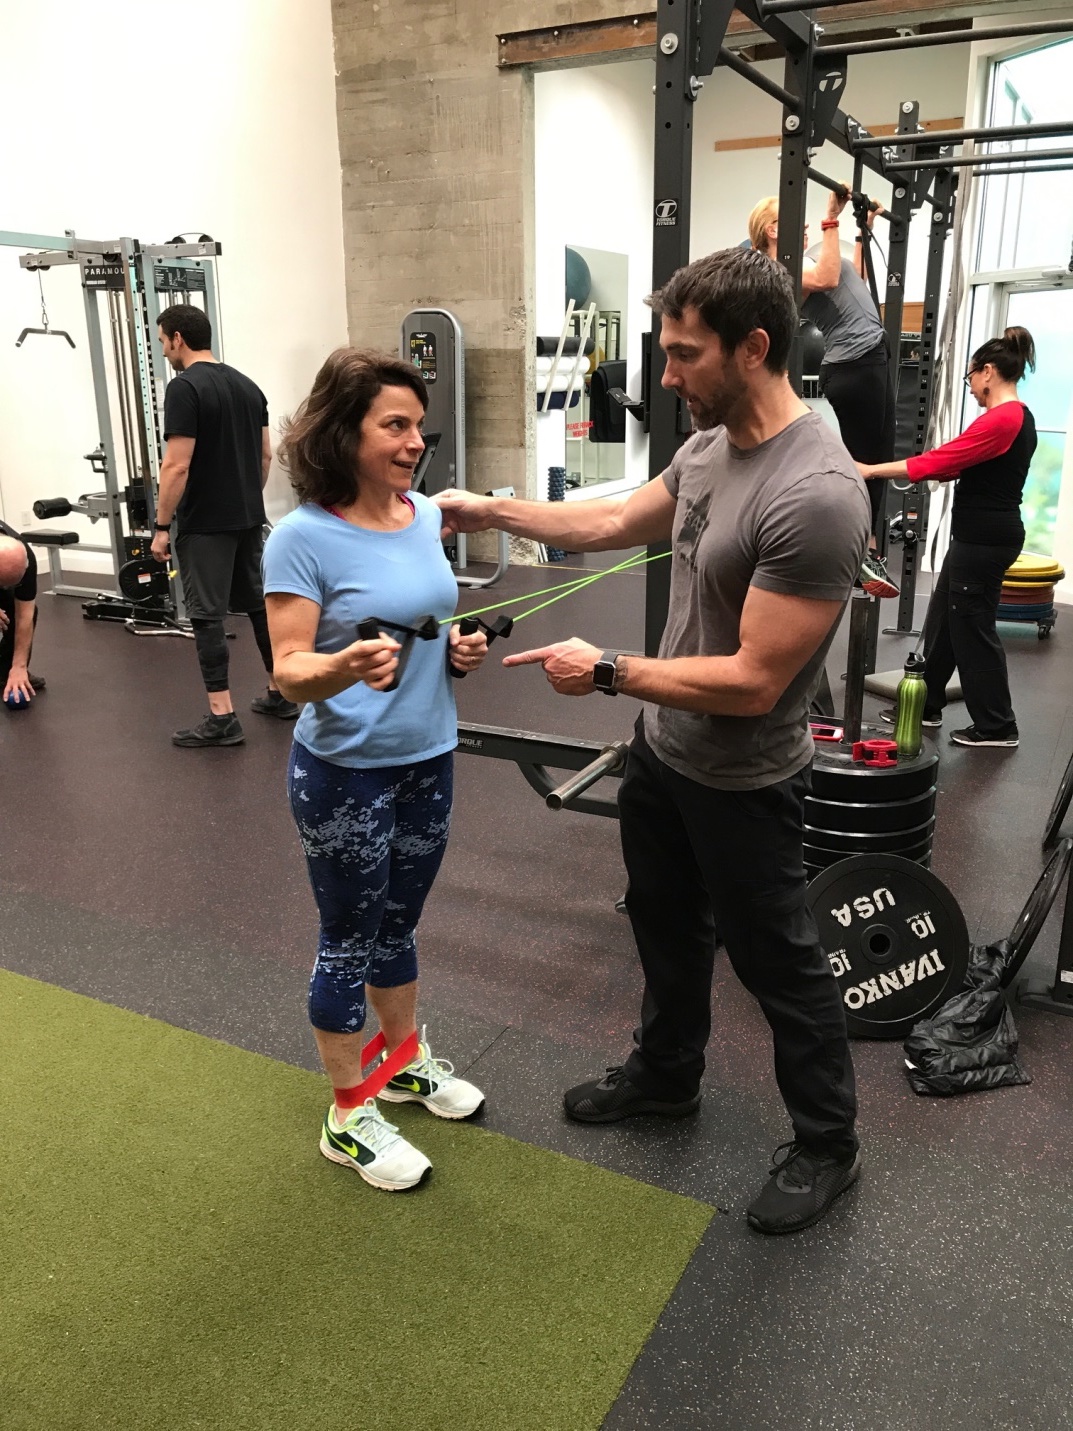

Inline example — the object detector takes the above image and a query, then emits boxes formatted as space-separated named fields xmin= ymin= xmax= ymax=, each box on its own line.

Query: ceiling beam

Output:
xmin=496 ymin=0 xmax=1048 ymax=69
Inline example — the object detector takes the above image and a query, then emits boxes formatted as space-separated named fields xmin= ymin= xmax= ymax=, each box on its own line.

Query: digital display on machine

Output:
xmin=410 ymin=332 xmax=437 ymax=383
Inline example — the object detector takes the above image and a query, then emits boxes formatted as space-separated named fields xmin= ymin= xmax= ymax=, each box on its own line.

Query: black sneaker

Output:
xmin=28 ymin=671 xmax=46 ymax=693
xmin=563 ymin=1066 xmax=701 ymax=1124
xmin=949 ymin=725 xmax=1018 ymax=748
xmin=879 ymin=707 xmax=942 ymax=728
xmin=171 ymin=713 xmax=245 ymax=748
xmin=747 ymin=1142 xmax=861 ymax=1235
xmin=250 ymin=688 xmax=300 ymax=719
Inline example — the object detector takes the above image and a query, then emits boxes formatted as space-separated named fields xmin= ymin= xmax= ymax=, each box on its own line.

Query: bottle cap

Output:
xmin=904 ymin=652 xmax=926 ymax=674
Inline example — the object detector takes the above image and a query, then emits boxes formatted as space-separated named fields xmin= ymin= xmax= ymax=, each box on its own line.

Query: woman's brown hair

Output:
xmin=278 ymin=348 xmax=428 ymax=507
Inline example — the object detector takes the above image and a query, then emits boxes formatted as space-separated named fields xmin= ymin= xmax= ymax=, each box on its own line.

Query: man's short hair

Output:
xmin=158 ymin=303 xmax=213 ymax=352
xmin=646 ymin=247 xmax=797 ymax=375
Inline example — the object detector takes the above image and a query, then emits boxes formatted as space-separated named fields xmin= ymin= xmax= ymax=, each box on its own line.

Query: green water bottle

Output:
xmin=894 ymin=652 xmax=927 ymax=759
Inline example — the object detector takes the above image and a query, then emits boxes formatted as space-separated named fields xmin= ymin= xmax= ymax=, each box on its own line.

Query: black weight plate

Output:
xmin=118 ymin=558 xmax=170 ymax=603
xmin=805 ymin=836 xmax=934 ymax=872
xmin=1000 ymin=838 xmax=1073 ymax=988
xmin=811 ymin=740 xmax=938 ymax=804
xmin=807 ymin=854 xmax=969 ymax=1039
xmin=803 ymin=815 xmax=935 ymax=854
xmin=804 ymin=786 xmax=936 ymax=835
xmin=1043 ymin=749 xmax=1073 ymax=852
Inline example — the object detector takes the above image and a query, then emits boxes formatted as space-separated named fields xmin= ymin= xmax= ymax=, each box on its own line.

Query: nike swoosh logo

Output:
xmin=392 ymin=1077 xmax=426 ymax=1094
xmin=327 ymin=1129 xmax=373 ymax=1164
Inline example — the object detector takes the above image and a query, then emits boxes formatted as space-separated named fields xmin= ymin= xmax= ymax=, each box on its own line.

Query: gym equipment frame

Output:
xmin=3 ymin=228 xmax=223 ymax=633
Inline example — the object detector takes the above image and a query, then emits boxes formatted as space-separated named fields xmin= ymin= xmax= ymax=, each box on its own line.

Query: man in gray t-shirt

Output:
xmin=435 ymin=247 xmax=870 ymax=1236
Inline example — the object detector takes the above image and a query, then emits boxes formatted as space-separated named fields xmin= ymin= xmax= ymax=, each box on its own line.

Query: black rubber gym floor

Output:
xmin=3 ymin=556 xmax=1072 ymax=1430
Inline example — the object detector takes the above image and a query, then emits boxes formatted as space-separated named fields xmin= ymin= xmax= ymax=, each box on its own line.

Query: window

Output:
xmin=973 ymin=39 xmax=1073 ymax=273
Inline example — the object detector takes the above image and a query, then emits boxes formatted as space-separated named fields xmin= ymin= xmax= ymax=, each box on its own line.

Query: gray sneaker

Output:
xmin=172 ymin=713 xmax=245 ymax=747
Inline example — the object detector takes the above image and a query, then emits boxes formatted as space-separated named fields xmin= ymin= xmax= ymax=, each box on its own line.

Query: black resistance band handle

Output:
xmin=358 ymin=615 xmax=438 ymax=694
xmin=448 ymin=613 xmax=515 ymax=680
xmin=448 ymin=617 xmax=480 ymax=680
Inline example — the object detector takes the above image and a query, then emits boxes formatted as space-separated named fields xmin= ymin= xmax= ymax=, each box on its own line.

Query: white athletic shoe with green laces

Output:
xmin=377 ymin=1027 xmax=486 ymax=1120
xmin=319 ymin=1098 xmax=431 ymax=1191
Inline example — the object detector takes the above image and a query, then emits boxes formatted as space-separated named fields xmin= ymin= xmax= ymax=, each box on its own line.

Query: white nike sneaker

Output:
xmin=319 ymin=1098 xmax=431 ymax=1191
xmin=377 ymin=1027 xmax=486 ymax=1120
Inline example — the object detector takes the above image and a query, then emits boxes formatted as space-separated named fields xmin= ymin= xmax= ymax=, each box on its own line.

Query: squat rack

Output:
xmin=477 ymin=1 xmax=1073 ymax=809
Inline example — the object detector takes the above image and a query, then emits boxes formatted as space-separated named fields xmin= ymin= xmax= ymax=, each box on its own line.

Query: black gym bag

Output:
xmin=902 ymin=942 xmax=1032 ymax=1097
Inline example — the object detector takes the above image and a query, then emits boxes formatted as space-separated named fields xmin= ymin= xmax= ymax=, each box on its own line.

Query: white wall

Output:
xmin=0 ymin=0 xmax=347 ymax=573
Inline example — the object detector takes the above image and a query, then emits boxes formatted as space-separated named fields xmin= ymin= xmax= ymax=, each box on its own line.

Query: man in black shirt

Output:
xmin=151 ymin=304 xmax=297 ymax=746
xmin=0 ymin=522 xmax=41 ymax=710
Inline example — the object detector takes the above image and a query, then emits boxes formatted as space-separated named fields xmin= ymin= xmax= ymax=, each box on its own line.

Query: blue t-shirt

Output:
xmin=262 ymin=496 xmax=460 ymax=768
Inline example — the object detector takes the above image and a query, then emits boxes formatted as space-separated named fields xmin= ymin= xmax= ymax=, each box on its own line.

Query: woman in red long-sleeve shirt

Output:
xmin=858 ymin=326 xmax=1037 ymax=748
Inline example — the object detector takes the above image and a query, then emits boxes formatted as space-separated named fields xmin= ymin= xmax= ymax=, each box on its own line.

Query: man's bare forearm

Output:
xmin=617 ymin=653 xmax=778 ymax=717
xmin=483 ymin=494 xmax=627 ymax=552
xmin=156 ymin=461 xmax=189 ymax=525
xmin=11 ymin=601 xmax=34 ymax=668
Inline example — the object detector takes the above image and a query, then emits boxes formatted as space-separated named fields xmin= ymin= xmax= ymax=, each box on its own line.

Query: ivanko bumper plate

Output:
xmin=807 ymin=854 xmax=969 ymax=1039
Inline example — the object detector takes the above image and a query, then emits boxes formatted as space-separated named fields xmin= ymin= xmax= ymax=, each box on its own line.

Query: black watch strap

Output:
xmin=592 ymin=650 xmax=620 ymax=695
xmin=154 ymin=522 xmax=172 ymax=532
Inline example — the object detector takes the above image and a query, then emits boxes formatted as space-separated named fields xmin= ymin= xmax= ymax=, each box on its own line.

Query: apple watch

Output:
xmin=592 ymin=650 xmax=621 ymax=696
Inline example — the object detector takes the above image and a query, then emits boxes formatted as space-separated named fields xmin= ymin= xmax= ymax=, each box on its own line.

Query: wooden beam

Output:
xmin=497 ymin=0 xmax=1024 ymax=69
xmin=714 ymin=115 xmax=964 ymax=152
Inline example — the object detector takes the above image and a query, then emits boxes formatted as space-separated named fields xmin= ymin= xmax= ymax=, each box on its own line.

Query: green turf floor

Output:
xmin=0 ymin=970 xmax=714 ymax=1431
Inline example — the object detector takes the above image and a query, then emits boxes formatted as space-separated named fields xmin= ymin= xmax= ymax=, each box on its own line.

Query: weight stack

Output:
xmin=805 ymin=733 xmax=938 ymax=881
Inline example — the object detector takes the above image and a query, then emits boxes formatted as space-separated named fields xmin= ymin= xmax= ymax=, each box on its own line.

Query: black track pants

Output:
xmin=619 ymin=725 xmax=858 ymax=1160
xmin=922 ymin=539 xmax=1022 ymax=735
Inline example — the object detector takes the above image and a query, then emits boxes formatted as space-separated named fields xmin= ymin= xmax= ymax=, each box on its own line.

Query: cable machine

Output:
xmin=3 ymin=229 xmax=223 ymax=633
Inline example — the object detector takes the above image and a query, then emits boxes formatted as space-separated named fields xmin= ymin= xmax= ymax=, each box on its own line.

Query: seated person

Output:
xmin=0 ymin=524 xmax=42 ymax=708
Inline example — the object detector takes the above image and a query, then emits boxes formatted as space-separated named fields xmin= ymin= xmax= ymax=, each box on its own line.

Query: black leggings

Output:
xmin=922 ymin=538 xmax=1022 ymax=735
xmin=191 ymin=608 xmax=274 ymax=693
xmin=820 ymin=350 xmax=896 ymax=536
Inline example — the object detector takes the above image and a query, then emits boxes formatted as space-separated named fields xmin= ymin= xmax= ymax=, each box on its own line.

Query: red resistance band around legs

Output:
xmin=333 ymin=1029 xmax=420 ymax=1112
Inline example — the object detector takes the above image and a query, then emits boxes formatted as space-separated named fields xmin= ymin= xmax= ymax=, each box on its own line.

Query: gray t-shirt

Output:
xmin=802 ymin=259 xmax=884 ymax=365
xmin=643 ymin=410 xmax=870 ymax=791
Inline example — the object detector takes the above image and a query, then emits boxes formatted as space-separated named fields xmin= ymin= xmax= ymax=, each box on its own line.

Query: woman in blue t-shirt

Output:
xmin=263 ymin=348 xmax=489 ymax=1193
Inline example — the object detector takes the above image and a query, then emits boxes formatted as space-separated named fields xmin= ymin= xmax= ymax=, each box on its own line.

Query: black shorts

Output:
xmin=174 ymin=526 xmax=266 ymax=621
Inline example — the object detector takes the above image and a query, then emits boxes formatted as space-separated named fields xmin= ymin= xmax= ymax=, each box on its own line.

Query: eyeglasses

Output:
xmin=963 ymin=370 xmax=977 ymax=387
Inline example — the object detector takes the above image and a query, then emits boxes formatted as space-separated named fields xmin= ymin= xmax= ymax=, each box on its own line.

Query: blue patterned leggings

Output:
xmin=287 ymin=744 xmax=453 ymax=1034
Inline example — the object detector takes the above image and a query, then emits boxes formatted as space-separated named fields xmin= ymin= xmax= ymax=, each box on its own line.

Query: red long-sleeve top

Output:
xmin=904 ymin=402 xmax=1037 ymax=545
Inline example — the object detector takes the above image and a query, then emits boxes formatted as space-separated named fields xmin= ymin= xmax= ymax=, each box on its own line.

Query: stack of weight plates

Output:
xmin=997 ymin=551 xmax=1064 ymax=637
xmin=804 ymin=732 xmax=939 ymax=881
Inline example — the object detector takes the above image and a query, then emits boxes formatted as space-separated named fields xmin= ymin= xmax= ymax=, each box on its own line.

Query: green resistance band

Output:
xmin=439 ymin=549 xmax=670 ymax=628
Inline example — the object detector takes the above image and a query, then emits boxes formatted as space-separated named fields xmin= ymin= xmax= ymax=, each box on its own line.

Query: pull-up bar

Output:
xmin=807 ymin=167 xmax=891 ymax=218
xmin=759 ymin=0 xmax=876 ymax=12
xmin=716 ymin=46 xmax=800 ymax=112
xmin=884 ymin=147 xmax=1073 ymax=173
xmin=853 ymin=120 xmax=1073 ymax=151
xmin=967 ymin=163 xmax=1073 ymax=178
xmin=819 ymin=18 xmax=1073 ymax=58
